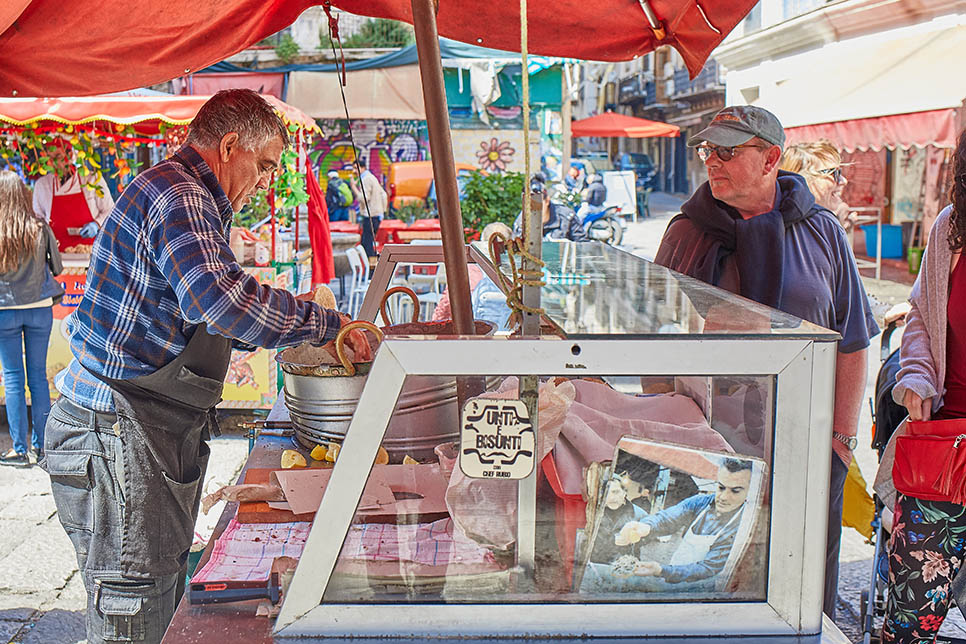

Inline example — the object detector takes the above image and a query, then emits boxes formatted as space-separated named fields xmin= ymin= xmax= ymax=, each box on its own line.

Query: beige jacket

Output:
xmin=355 ymin=170 xmax=388 ymax=219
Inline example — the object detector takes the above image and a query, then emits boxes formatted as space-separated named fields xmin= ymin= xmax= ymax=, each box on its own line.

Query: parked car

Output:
xmin=388 ymin=160 xmax=478 ymax=211
xmin=614 ymin=152 xmax=658 ymax=191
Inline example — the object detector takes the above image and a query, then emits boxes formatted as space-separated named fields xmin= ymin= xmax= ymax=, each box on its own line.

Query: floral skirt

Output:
xmin=882 ymin=493 xmax=966 ymax=643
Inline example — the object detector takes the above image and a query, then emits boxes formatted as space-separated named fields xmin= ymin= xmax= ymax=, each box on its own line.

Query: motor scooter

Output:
xmin=580 ymin=205 xmax=624 ymax=245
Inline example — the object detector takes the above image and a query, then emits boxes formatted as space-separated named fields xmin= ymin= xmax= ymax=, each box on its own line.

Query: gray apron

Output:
xmin=101 ymin=323 xmax=231 ymax=578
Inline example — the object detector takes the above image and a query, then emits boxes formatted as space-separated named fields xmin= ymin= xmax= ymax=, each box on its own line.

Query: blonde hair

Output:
xmin=780 ymin=140 xmax=842 ymax=195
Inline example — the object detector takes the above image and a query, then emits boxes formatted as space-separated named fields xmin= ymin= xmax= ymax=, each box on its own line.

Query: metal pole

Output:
xmin=561 ymin=63 xmax=572 ymax=183
xmin=516 ymin=0 xmax=539 ymax=577
xmin=410 ymin=0 xmax=474 ymax=336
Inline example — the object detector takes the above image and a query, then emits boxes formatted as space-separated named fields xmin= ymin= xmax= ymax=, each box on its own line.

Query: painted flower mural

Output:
xmin=476 ymin=137 xmax=515 ymax=172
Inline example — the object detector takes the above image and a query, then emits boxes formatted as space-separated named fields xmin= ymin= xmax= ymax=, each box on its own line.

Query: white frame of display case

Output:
xmin=274 ymin=335 xmax=836 ymax=639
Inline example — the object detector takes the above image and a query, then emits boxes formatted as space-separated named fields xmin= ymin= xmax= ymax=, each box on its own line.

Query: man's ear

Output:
xmin=219 ymin=132 xmax=240 ymax=163
xmin=763 ymin=145 xmax=783 ymax=174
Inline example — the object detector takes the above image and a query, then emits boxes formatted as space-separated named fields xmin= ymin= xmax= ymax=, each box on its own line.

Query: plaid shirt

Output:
xmin=57 ymin=146 xmax=341 ymax=411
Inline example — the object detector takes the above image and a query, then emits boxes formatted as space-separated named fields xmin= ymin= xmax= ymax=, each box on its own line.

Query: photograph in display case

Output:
xmin=576 ymin=436 xmax=768 ymax=601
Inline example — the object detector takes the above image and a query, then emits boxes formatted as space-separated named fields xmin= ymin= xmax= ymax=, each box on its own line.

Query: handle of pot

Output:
xmin=335 ymin=321 xmax=384 ymax=377
xmin=379 ymin=286 xmax=420 ymax=325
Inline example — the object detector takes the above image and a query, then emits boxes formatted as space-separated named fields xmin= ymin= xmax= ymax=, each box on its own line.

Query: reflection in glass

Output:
xmin=474 ymin=240 xmax=838 ymax=339
xmin=321 ymin=372 xmax=773 ymax=604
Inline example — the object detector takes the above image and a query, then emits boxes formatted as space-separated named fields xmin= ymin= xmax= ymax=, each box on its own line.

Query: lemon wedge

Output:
xmin=280 ymin=449 xmax=307 ymax=469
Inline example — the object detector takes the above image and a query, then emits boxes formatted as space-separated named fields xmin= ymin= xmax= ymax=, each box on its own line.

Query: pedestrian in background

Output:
xmin=350 ymin=157 xmax=388 ymax=257
xmin=0 ymin=170 xmax=63 ymax=466
xmin=325 ymin=168 xmax=351 ymax=222
xmin=780 ymin=140 xmax=853 ymax=228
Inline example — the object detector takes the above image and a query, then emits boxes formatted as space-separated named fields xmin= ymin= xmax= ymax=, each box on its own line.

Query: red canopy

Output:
xmin=0 ymin=1 xmax=759 ymax=97
xmin=571 ymin=112 xmax=680 ymax=138
xmin=784 ymin=109 xmax=960 ymax=153
xmin=0 ymin=95 xmax=321 ymax=135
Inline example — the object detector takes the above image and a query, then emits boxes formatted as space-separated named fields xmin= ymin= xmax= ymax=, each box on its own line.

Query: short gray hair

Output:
xmin=186 ymin=89 xmax=290 ymax=151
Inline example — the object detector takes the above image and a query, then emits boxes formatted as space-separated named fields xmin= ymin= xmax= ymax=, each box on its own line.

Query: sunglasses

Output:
xmin=695 ymin=143 xmax=766 ymax=163
xmin=817 ymin=167 xmax=844 ymax=183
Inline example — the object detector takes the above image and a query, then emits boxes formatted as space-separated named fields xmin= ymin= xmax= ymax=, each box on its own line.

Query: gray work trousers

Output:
xmin=44 ymin=397 xmax=202 ymax=643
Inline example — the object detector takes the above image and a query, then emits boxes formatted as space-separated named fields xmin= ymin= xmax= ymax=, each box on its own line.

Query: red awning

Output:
xmin=0 ymin=1 xmax=759 ymax=97
xmin=571 ymin=112 xmax=680 ymax=138
xmin=784 ymin=109 xmax=960 ymax=152
xmin=0 ymin=95 xmax=320 ymax=135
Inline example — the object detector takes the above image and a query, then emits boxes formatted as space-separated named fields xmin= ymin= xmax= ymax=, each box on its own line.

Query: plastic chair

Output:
xmin=344 ymin=247 xmax=371 ymax=318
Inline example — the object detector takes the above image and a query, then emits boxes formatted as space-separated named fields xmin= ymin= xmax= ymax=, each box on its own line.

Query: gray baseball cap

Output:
xmin=687 ymin=106 xmax=786 ymax=149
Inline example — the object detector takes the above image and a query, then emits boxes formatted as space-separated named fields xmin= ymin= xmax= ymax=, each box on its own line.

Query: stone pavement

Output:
xmin=0 ymin=431 xmax=251 ymax=643
xmin=0 ymin=192 xmax=950 ymax=643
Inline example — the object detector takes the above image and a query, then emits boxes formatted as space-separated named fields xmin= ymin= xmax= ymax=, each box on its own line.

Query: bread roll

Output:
xmin=312 ymin=285 xmax=337 ymax=310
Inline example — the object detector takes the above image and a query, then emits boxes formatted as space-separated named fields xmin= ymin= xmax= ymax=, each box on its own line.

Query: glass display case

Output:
xmin=273 ymin=241 xmax=841 ymax=640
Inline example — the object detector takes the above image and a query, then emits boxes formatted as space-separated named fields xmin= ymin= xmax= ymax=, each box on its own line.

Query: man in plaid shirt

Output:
xmin=44 ymin=90 xmax=354 ymax=643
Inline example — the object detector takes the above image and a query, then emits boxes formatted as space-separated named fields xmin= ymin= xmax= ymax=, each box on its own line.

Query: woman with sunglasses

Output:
xmin=874 ymin=129 xmax=966 ymax=643
xmin=780 ymin=141 xmax=851 ymax=228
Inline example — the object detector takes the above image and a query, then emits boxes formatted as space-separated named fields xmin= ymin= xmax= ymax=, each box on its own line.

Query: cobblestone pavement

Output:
xmin=0 ymin=431 xmax=250 ymax=643
xmin=0 ymin=193 xmax=952 ymax=642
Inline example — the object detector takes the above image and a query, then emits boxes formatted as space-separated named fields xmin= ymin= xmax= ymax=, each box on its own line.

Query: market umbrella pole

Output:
xmin=411 ymin=0 xmax=474 ymax=336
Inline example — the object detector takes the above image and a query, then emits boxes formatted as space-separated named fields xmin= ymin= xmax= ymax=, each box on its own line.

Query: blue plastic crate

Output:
xmin=861 ymin=224 xmax=903 ymax=259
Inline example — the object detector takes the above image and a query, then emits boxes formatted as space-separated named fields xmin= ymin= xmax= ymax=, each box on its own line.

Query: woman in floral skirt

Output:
xmin=884 ymin=129 xmax=966 ymax=642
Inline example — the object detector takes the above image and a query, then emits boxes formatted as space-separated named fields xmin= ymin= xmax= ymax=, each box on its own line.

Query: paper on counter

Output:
xmin=269 ymin=464 xmax=449 ymax=518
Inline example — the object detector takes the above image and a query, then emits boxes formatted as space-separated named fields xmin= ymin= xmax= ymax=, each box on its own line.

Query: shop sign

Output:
xmin=459 ymin=399 xmax=535 ymax=480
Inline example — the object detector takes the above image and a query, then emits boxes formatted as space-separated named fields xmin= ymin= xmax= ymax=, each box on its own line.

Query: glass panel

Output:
xmin=474 ymin=240 xmax=838 ymax=339
xmin=321 ymin=372 xmax=771 ymax=604
xmin=382 ymin=258 xmax=513 ymax=333
xmin=382 ymin=260 xmax=447 ymax=324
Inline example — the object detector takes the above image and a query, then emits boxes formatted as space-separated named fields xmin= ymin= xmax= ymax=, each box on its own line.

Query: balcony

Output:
xmin=671 ymin=59 xmax=722 ymax=98
xmin=617 ymin=75 xmax=657 ymax=106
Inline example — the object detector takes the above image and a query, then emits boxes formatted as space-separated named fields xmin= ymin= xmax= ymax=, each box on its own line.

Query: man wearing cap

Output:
xmin=655 ymin=105 xmax=878 ymax=618
xmin=325 ymin=169 xmax=350 ymax=222
xmin=513 ymin=173 xmax=588 ymax=242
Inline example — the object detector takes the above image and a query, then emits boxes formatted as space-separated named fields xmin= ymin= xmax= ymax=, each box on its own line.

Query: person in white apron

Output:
xmin=614 ymin=458 xmax=752 ymax=591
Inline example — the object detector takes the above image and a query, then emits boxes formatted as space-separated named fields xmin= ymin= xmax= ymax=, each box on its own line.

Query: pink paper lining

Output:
xmin=190 ymin=518 xmax=497 ymax=585
xmin=191 ymin=519 xmax=311 ymax=584
xmin=340 ymin=518 xmax=496 ymax=567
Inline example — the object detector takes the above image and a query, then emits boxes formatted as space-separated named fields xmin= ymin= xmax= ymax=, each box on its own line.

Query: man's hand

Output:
xmin=336 ymin=313 xmax=374 ymax=362
xmin=831 ymin=436 xmax=855 ymax=466
xmin=615 ymin=521 xmax=650 ymax=546
xmin=903 ymin=390 xmax=932 ymax=422
xmin=632 ymin=561 xmax=662 ymax=577
xmin=79 ymin=221 xmax=99 ymax=238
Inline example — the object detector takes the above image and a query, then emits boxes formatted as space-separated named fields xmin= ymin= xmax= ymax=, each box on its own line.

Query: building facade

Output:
xmin=714 ymin=0 xmax=966 ymax=256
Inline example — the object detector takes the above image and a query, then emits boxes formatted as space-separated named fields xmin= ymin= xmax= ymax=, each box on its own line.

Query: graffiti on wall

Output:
xmin=475 ymin=138 xmax=516 ymax=172
xmin=892 ymin=147 xmax=927 ymax=223
xmin=309 ymin=119 xmax=429 ymax=184
xmin=451 ymin=129 xmax=539 ymax=175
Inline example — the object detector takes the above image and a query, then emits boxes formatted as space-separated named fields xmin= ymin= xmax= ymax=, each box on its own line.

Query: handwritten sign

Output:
xmin=459 ymin=399 xmax=535 ymax=480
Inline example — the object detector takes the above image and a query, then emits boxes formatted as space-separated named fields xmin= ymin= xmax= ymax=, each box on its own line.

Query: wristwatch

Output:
xmin=832 ymin=431 xmax=858 ymax=451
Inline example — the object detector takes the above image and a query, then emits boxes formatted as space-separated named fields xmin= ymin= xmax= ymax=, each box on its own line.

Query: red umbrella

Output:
xmin=1 ymin=1 xmax=759 ymax=97
xmin=571 ymin=112 xmax=680 ymax=138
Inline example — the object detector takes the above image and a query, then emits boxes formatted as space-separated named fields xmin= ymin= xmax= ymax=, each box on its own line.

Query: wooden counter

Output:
xmin=162 ymin=432 xmax=309 ymax=644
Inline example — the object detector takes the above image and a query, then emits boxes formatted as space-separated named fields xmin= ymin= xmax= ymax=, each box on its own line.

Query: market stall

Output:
xmin=4 ymin=2 xmax=845 ymax=642
xmin=0 ymin=95 xmax=322 ymax=408
xmin=168 ymin=241 xmax=846 ymax=642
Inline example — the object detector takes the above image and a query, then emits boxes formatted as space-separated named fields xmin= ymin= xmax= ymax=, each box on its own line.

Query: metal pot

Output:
xmin=277 ymin=295 xmax=494 ymax=462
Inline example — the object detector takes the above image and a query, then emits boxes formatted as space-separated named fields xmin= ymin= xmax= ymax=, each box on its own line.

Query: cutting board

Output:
xmin=236 ymin=468 xmax=316 ymax=524
xmin=235 ymin=465 xmax=451 ymax=525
